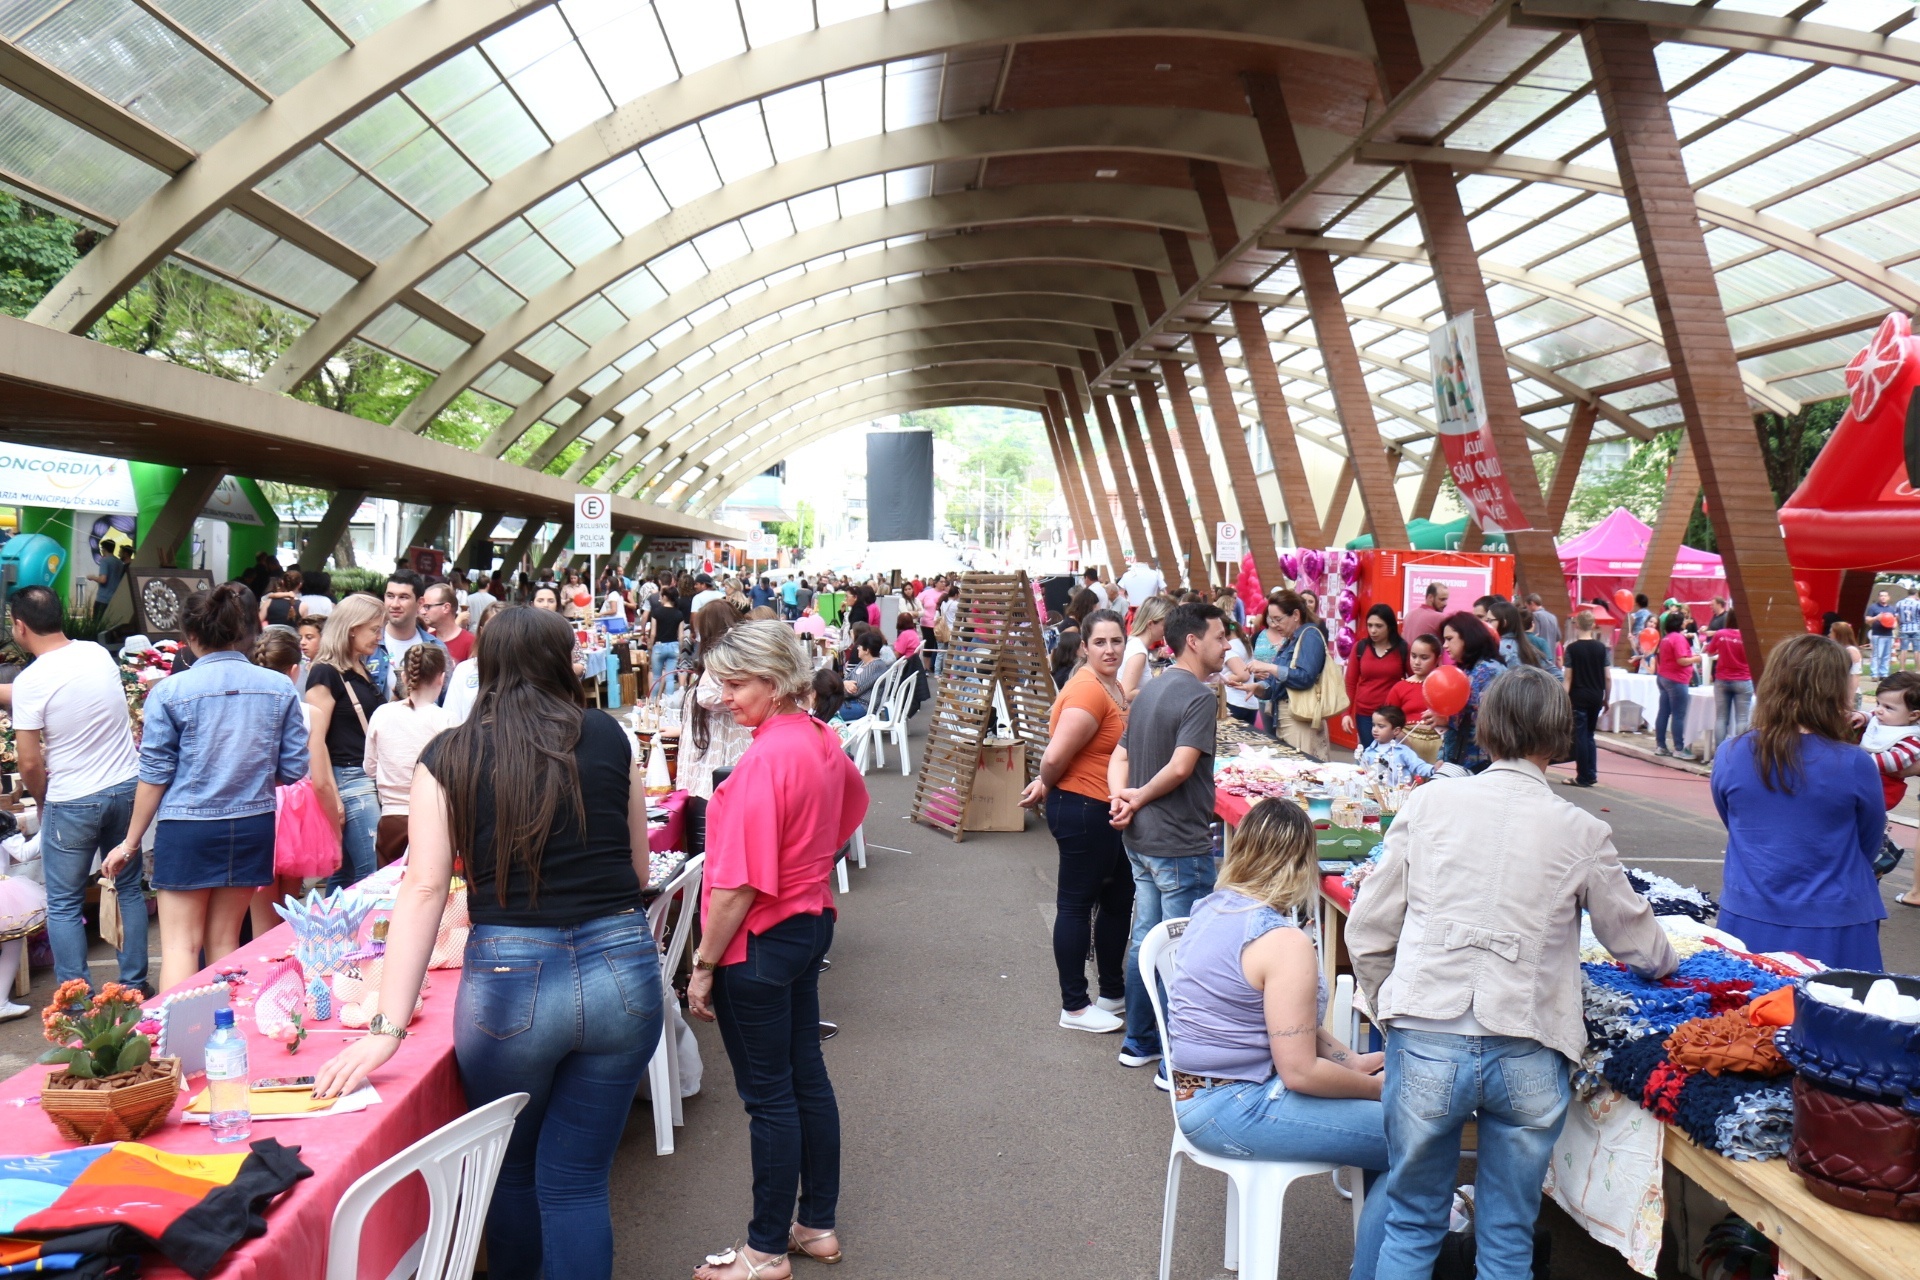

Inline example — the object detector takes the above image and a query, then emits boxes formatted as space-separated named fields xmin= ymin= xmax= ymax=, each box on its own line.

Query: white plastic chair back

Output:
xmin=878 ymin=661 xmax=918 ymax=775
xmin=325 ymin=1092 xmax=528 ymax=1280
xmin=1139 ymin=919 xmax=1362 ymax=1280
xmin=644 ymin=853 xmax=704 ymax=1153
xmin=848 ymin=660 xmax=906 ymax=773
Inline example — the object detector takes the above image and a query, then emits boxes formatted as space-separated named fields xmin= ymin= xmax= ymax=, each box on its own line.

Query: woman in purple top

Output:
xmin=1164 ymin=800 xmax=1390 ymax=1266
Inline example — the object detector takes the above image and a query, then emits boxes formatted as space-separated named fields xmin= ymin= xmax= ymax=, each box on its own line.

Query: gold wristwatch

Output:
xmin=692 ymin=953 xmax=719 ymax=972
xmin=367 ymin=1013 xmax=409 ymax=1041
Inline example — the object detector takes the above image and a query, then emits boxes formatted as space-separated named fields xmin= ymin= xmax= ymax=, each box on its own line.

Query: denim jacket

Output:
xmin=366 ymin=626 xmax=448 ymax=702
xmin=138 ymin=651 xmax=308 ymax=820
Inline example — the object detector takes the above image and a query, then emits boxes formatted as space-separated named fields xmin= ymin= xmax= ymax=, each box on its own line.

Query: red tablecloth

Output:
xmin=1214 ymin=791 xmax=1250 ymax=828
xmin=1320 ymin=874 xmax=1355 ymax=913
xmin=0 ymin=920 xmax=467 ymax=1280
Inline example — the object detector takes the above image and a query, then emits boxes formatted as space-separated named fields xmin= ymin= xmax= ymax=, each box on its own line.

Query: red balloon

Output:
xmin=1424 ymin=665 xmax=1470 ymax=718
xmin=1638 ymin=626 xmax=1659 ymax=649
xmin=1612 ymin=588 xmax=1634 ymax=615
xmin=572 ymin=589 xmax=591 ymax=608
xmin=1881 ymin=612 xmax=1898 ymax=628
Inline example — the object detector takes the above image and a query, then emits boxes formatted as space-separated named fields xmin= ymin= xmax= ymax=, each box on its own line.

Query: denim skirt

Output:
xmin=152 ymin=812 xmax=277 ymax=891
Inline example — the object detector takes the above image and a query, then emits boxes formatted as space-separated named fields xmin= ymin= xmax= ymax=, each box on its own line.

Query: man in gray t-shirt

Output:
xmin=1109 ymin=601 xmax=1229 ymax=1066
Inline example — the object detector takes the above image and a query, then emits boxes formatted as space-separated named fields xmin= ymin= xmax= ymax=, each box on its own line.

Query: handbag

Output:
xmin=934 ymin=612 xmax=953 ymax=644
xmin=1284 ymin=628 xmax=1350 ymax=727
xmin=275 ymin=776 xmax=342 ymax=878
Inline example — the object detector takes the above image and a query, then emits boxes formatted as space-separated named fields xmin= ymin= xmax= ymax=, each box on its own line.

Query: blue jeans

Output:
xmin=455 ymin=912 xmax=663 ymax=1280
xmin=1654 ymin=676 xmax=1689 ymax=752
xmin=651 ymin=641 xmax=680 ymax=697
xmin=1121 ymin=849 xmax=1217 ymax=1055
xmin=1046 ymin=789 xmax=1132 ymax=1011
xmin=713 ymin=911 xmax=840 ymax=1255
xmin=839 ymin=699 xmax=867 ymax=721
xmin=1872 ymin=633 xmax=1893 ymax=678
xmin=41 ymin=777 xmax=147 ymax=989
xmin=1571 ymin=703 xmax=1599 ymax=785
xmin=1374 ymin=1030 xmax=1571 ymax=1280
xmin=1713 ymin=679 xmax=1753 ymax=747
xmin=326 ymin=766 xmax=379 ymax=891
xmin=1177 ymin=1078 xmax=1391 ymax=1273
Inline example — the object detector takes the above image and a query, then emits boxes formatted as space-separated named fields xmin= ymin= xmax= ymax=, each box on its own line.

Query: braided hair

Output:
xmin=400 ymin=642 xmax=450 ymax=701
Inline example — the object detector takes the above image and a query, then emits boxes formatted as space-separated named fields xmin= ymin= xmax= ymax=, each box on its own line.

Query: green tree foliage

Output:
xmin=0 ymin=193 xmax=84 ymax=317
xmin=901 ymin=405 xmax=1056 ymax=544
xmin=1753 ymin=395 xmax=1846 ymax=507
xmin=777 ymin=499 xmax=816 ymax=548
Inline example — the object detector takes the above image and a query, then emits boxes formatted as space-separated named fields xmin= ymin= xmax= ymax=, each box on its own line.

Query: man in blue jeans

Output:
xmin=1868 ymin=590 xmax=1897 ymax=680
xmin=3 ymin=587 xmax=149 ymax=998
xmin=1109 ymin=601 xmax=1229 ymax=1073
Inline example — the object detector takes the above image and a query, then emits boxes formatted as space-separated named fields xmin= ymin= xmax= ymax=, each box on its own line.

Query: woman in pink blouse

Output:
xmin=685 ymin=621 xmax=869 ymax=1280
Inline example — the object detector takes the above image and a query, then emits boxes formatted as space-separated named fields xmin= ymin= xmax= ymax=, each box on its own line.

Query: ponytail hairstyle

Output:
xmin=401 ymin=643 xmax=450 ymax=701
xmin=183 ymin=582 xmax=258 ymax=652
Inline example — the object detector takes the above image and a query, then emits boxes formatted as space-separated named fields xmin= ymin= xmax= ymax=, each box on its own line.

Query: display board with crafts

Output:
xmin=1215 ymin=749 xmax=1429 ymax=870
xmin=1309 ymin=836 xmax=1920 ymax=1280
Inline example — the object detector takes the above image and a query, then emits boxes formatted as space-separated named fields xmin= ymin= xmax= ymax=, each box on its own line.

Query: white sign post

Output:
xmin=1214 ymin=521 xmax=1242 ymax=565
xmin=575 ymin=493 xmax=612 ymax=611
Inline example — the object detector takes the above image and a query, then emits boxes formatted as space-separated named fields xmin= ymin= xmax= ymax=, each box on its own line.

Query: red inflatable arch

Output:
xmin=1778 ymin=312 xmax=1920 ymax=627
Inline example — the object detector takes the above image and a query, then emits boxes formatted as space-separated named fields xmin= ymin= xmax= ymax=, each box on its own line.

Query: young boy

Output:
xmin=1357 ymin=704 xmax=1434 ymax=780
xmin=1866 ymin=673 xmax=1920 ymax=895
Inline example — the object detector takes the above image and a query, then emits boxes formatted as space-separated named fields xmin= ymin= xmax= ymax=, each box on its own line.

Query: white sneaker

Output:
xmin=0 ymin=1003 xmax=29 ymax=1023
xmin=1095 ymin=996 xmax=1125 ymax=1014
xmin=1059 ymin=1005 xmax=1124 ymax=1034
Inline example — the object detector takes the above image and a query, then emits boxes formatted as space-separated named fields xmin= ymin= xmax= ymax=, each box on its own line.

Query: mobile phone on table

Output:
xmin=251 ymin=1075 xmax=316 ymax=1092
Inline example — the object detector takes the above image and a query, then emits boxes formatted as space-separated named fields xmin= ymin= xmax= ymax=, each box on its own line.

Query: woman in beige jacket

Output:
xmin=1346 ymin=666 xmax=1675 ymax=1280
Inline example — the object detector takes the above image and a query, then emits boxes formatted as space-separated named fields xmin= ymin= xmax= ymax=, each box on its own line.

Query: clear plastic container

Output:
xmin=204 ymin=1008 xmax=251 ymax=1144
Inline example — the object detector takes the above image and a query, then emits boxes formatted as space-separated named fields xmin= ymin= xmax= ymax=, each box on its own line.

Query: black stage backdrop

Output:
xmin=867 ymin=430 xmax=935 ymax=541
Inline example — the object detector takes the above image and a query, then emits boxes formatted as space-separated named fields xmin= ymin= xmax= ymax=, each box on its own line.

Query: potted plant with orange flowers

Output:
xmin=38 ymin=980 xmax=181 ymax=1143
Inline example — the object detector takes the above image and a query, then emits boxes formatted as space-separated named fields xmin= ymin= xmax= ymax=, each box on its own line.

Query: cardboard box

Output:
xmin=964 ymin=740 xmax=1027 ymax=832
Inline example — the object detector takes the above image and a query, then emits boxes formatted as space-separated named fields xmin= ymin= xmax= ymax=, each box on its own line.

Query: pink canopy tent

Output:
xmin=1558 ymin=508 xmax=1726 ymax=618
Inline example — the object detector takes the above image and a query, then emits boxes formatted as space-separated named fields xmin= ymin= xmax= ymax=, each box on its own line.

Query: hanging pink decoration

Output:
xmin=1334 ymin=624 xmax=1357 ymax=660
xmin=1337 ymin=589 xmax=1358 ymax=622
xmin=1337 ymin=551 xmax=1360 ymax=585
xmin=1279 ymin=551 xmax=1299 ymax=584
xmin=1299 ymin=548 xmax=1325 ymax=585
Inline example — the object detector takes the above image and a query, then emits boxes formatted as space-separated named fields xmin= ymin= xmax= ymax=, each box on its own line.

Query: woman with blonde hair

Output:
xmin=684 ymin=621 xmax=868 ymax=1280
xmin=1164 ymin=797 xmax=1389 ymax=1253
xmin=1120 ymin=595 xmax=1172 ymax=702
xmin=304 ymin=593 xmax=387 ymax=889
xmin=1712 ymin=633 xmax=1885 ymax=968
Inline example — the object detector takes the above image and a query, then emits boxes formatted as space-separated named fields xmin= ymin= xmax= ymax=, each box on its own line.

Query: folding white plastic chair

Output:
xmin=873 ymin=658 xmax=919 ymax=776
xmin=325 ymin=1091 xmax=528 ymax=1280
xmin=641 ymin=853 xmax=705 ymax=1155
xmin=1140 ymin=920 xmax=1365 ymax=1280
xmin=846 ymin=660 xmax=906 ymax=774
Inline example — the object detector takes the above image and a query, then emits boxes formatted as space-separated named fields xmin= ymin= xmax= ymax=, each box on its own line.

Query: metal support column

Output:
xmin=453 ymin=510 xmax=504 ymax=575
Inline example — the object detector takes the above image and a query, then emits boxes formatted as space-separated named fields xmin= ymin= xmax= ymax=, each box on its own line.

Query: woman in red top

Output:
xmin=1341 ymin=604 xmax=1410 ymax=747
xmin=686 ymin=621 xmax=869 ymax=1280
xmin=1386 ymin=632 xmax=1441 ymax=722
xmin=1654 ymin=613 xmax=1700 ymax=759
xmin=1706 ymin=610 xmax=1753 ymax=750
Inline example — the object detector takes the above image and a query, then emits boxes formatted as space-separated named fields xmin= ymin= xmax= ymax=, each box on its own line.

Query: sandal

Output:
xmin=1896 ymin=892 xmax=1920 ymax=908
xmin=788 ymin=1226 xmax=843 ymax=1265
xmin=693 ymin=1246 xmax=790 ymax=1280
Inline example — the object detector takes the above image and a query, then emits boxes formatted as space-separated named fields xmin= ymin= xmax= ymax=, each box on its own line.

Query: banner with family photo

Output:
xmin=1429 ymin=312 xmax=1528 ymax=533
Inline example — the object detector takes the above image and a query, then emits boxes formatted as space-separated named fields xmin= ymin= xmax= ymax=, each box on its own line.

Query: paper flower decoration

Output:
xmin=254 ymin=959 xmax=306 ymax=1044
xmin=273 ymin=887 xmax=375 ymax=979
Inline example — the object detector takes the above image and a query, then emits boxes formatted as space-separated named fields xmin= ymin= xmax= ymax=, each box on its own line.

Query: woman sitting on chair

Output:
xmin=1165 ymin=799 xmax=1390 ymax=1258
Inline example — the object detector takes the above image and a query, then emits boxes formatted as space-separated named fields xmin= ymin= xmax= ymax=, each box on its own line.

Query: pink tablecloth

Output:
xmin=0 ymin=919 xmax=467 ymax=1280
xmin=650 ymin=789 xmax=688 ymax=854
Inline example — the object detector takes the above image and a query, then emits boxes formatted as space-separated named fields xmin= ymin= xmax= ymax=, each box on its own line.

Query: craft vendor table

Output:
xmin=1607 ymin=669 xmax=1717 ymax=757
xmin=1292 ymin=855 xmax=1920 ymax=1280
xmin=650 ymin=789 xmax=688 ymax=854
xmin=0 ymin=909 xmax=466 ymax=1280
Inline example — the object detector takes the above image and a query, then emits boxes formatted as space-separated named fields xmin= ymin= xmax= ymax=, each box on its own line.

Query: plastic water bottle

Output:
xmin=203 ymin=1008 xmax=251 ymax=1144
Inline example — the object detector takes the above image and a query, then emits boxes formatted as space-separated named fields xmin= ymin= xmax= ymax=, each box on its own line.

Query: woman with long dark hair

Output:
xmin=683 ymin=622 xmax=868 ymax=1280
xmin=1711 ymin=633 xmax=1885 ymax=968
xmin=106 ymin=583 xmax=307 ymax=992
xmin=1488 ymin=600 xmax=1549 ymax=672
xmin=314 ymin=607 xmax=662 ymax=1280
xmin=1341 ymin=604 xmax=1410 ymax=748
xmin=677 ymin=600 xmax=753 ymax=858
xmin=1434 ymin=612 xmax=1505 ymax=772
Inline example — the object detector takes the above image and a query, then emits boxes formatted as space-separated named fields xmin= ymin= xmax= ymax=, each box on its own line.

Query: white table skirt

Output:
xmin=1606 ymin=669 xmax=1717 ymax=755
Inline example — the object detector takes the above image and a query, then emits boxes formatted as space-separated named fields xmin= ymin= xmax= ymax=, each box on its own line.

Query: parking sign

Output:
xmin=574 ymin=493 xmax=611 ymax=554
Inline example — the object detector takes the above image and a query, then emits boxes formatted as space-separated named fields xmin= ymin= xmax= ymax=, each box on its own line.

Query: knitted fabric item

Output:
xmin=1626 ymin=868 xmax=1717 ymax=922
xmin=1599 ymin=1034 xmax=1671 ymax=1102
xmin=1717 ymin=1088 xmax=1795 ymax=1162
xmin=1675 ymin=1072 xmax=1792 ymax=1159
xmin=1665 ymin=1009 xmax=1790 ymax=1077
xmin=1643 ymin=1060 xmax=1690 ymax=1122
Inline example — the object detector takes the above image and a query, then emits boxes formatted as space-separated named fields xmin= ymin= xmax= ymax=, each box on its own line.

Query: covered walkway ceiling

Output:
xmin=1 ymin=0 xmax=1914 ymax=526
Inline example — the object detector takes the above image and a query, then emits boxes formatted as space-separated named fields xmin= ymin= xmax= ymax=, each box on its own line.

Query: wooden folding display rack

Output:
xmin=909 ymin=571 xmax=1055 ymax=841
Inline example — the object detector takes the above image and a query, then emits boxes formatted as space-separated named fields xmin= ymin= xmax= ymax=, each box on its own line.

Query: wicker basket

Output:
xmin=42 ymin=1057 xmax=182 ymax=1145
